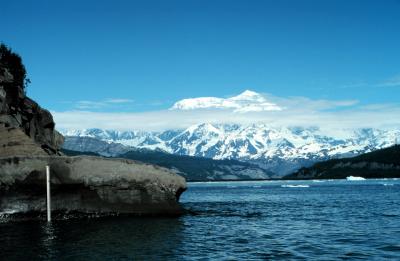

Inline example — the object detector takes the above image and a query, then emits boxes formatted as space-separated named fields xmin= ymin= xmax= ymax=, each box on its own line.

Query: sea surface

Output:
xmin=1 ymin=179 xmax=400 ymax=260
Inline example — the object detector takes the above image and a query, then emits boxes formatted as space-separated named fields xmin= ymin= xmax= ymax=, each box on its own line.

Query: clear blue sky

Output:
xmin=1 ymin=0 xmax=400 ymax=112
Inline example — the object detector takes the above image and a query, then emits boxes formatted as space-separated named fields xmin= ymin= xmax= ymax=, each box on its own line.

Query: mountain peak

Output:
xmin=170 ymin=90 xmax=281 ymax=112
xmin=236 ymin=90 xmax=260 ymax=97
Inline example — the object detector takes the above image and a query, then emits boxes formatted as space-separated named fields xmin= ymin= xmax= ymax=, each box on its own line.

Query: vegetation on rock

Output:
xmin=0 ymin=43 xmax=29 ymax=94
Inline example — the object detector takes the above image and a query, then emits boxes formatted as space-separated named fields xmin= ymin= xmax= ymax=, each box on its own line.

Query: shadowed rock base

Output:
xmin=0 ymin=156 xmax=187 ymax=217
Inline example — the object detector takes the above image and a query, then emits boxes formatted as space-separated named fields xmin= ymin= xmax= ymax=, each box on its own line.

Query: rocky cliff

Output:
xmin=0 ymin=55 xmax=64 ymax=155
xmin=0 ymin=44 xmax=186 ymax=217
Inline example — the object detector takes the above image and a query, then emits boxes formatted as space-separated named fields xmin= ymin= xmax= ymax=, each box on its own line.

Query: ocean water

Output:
xmin=1 ymin=179 xmax=400 ymax=260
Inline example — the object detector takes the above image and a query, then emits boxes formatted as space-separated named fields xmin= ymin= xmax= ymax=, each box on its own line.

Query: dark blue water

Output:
xmin=1 ymin=179 xmax=400 ymax=260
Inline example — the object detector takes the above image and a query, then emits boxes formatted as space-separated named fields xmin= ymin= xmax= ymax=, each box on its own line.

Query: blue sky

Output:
xmin=1 ymin=0 xmax=400 ymax=130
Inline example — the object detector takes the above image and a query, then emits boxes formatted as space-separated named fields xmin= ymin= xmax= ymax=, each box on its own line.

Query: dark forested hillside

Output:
xmin=119 ymin=150 xmax=274 ymax=181
xmin=62 ymin=136 xmax=274 ymax=181
xmin=284 ymin=145 xmax=400 ymax=180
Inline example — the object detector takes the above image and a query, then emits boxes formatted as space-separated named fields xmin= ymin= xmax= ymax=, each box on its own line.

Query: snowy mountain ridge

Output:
xmin=170 ymin=90 xmax=282 ymax=112
xmin=61 ymin=124 xmax=400 ymax=176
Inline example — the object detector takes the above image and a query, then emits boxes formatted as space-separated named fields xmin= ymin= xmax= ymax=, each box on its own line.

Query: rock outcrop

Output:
xmin=0 ymin=156 xmax=186 ymax=215
xmin=0 ymin=127 xmax=48 ymax=157
xmin=0 ymin=68 xmax=64 ymax=155
xmin=0 ymin=44 xmax=186 ymax=217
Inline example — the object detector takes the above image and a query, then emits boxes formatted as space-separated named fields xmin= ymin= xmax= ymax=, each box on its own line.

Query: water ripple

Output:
xmin=1 ymin=179 xmax=400 ymax=260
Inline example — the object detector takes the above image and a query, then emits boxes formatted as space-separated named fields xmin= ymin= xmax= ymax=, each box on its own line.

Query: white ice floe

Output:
xmin=346 ymin=176 xmax=366 ymax=181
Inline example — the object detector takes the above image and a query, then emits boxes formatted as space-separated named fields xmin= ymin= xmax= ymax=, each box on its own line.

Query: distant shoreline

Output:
xmin=187 ymin=177 xmax=399 ymax=183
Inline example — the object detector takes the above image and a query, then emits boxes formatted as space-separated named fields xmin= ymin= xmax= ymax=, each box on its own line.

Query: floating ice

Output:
xmin=346 ymin=176 xmax=366 ymax=181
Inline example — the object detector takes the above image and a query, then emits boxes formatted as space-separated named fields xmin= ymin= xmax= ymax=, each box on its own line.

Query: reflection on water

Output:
xmin=40 ymin=223 xmax=57 ymax=260
xmin=1 ymin=217 xmax=185 ymax=260
xmin=1 ymin=179 xmax=400 ymax=260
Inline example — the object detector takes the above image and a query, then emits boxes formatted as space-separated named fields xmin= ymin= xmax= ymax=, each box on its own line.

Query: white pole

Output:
xmin=46 ymin=165 xmax=51 ymax=222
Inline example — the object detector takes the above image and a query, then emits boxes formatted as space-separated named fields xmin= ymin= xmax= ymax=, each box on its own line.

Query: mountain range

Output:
xmin=62 ymin=137 xmax=274 ymax=181
xmin=61 ymin=124 xmax=400 ymax=177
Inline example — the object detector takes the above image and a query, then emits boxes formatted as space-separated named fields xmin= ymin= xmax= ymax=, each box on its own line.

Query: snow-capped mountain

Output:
xmin=61 ymin=124 xmax=400 ymax=176
xmin=170 ymin=90 xmax=281 ymax=112
xmin=62 ymin=136 xmax=275 ymax=180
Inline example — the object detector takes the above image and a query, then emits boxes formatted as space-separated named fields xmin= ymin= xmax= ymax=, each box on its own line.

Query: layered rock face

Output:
xmin=0 ymin=45 xmax=186 ymax=217
xmin=0 ymin=156 xmax=186 ymax=215
xmin=0 ymin=127 xmax=48 ymax=157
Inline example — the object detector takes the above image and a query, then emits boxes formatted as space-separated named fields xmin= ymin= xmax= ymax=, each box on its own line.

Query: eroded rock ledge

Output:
xmin=0 ymin=156 xmax=187 ymax=216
